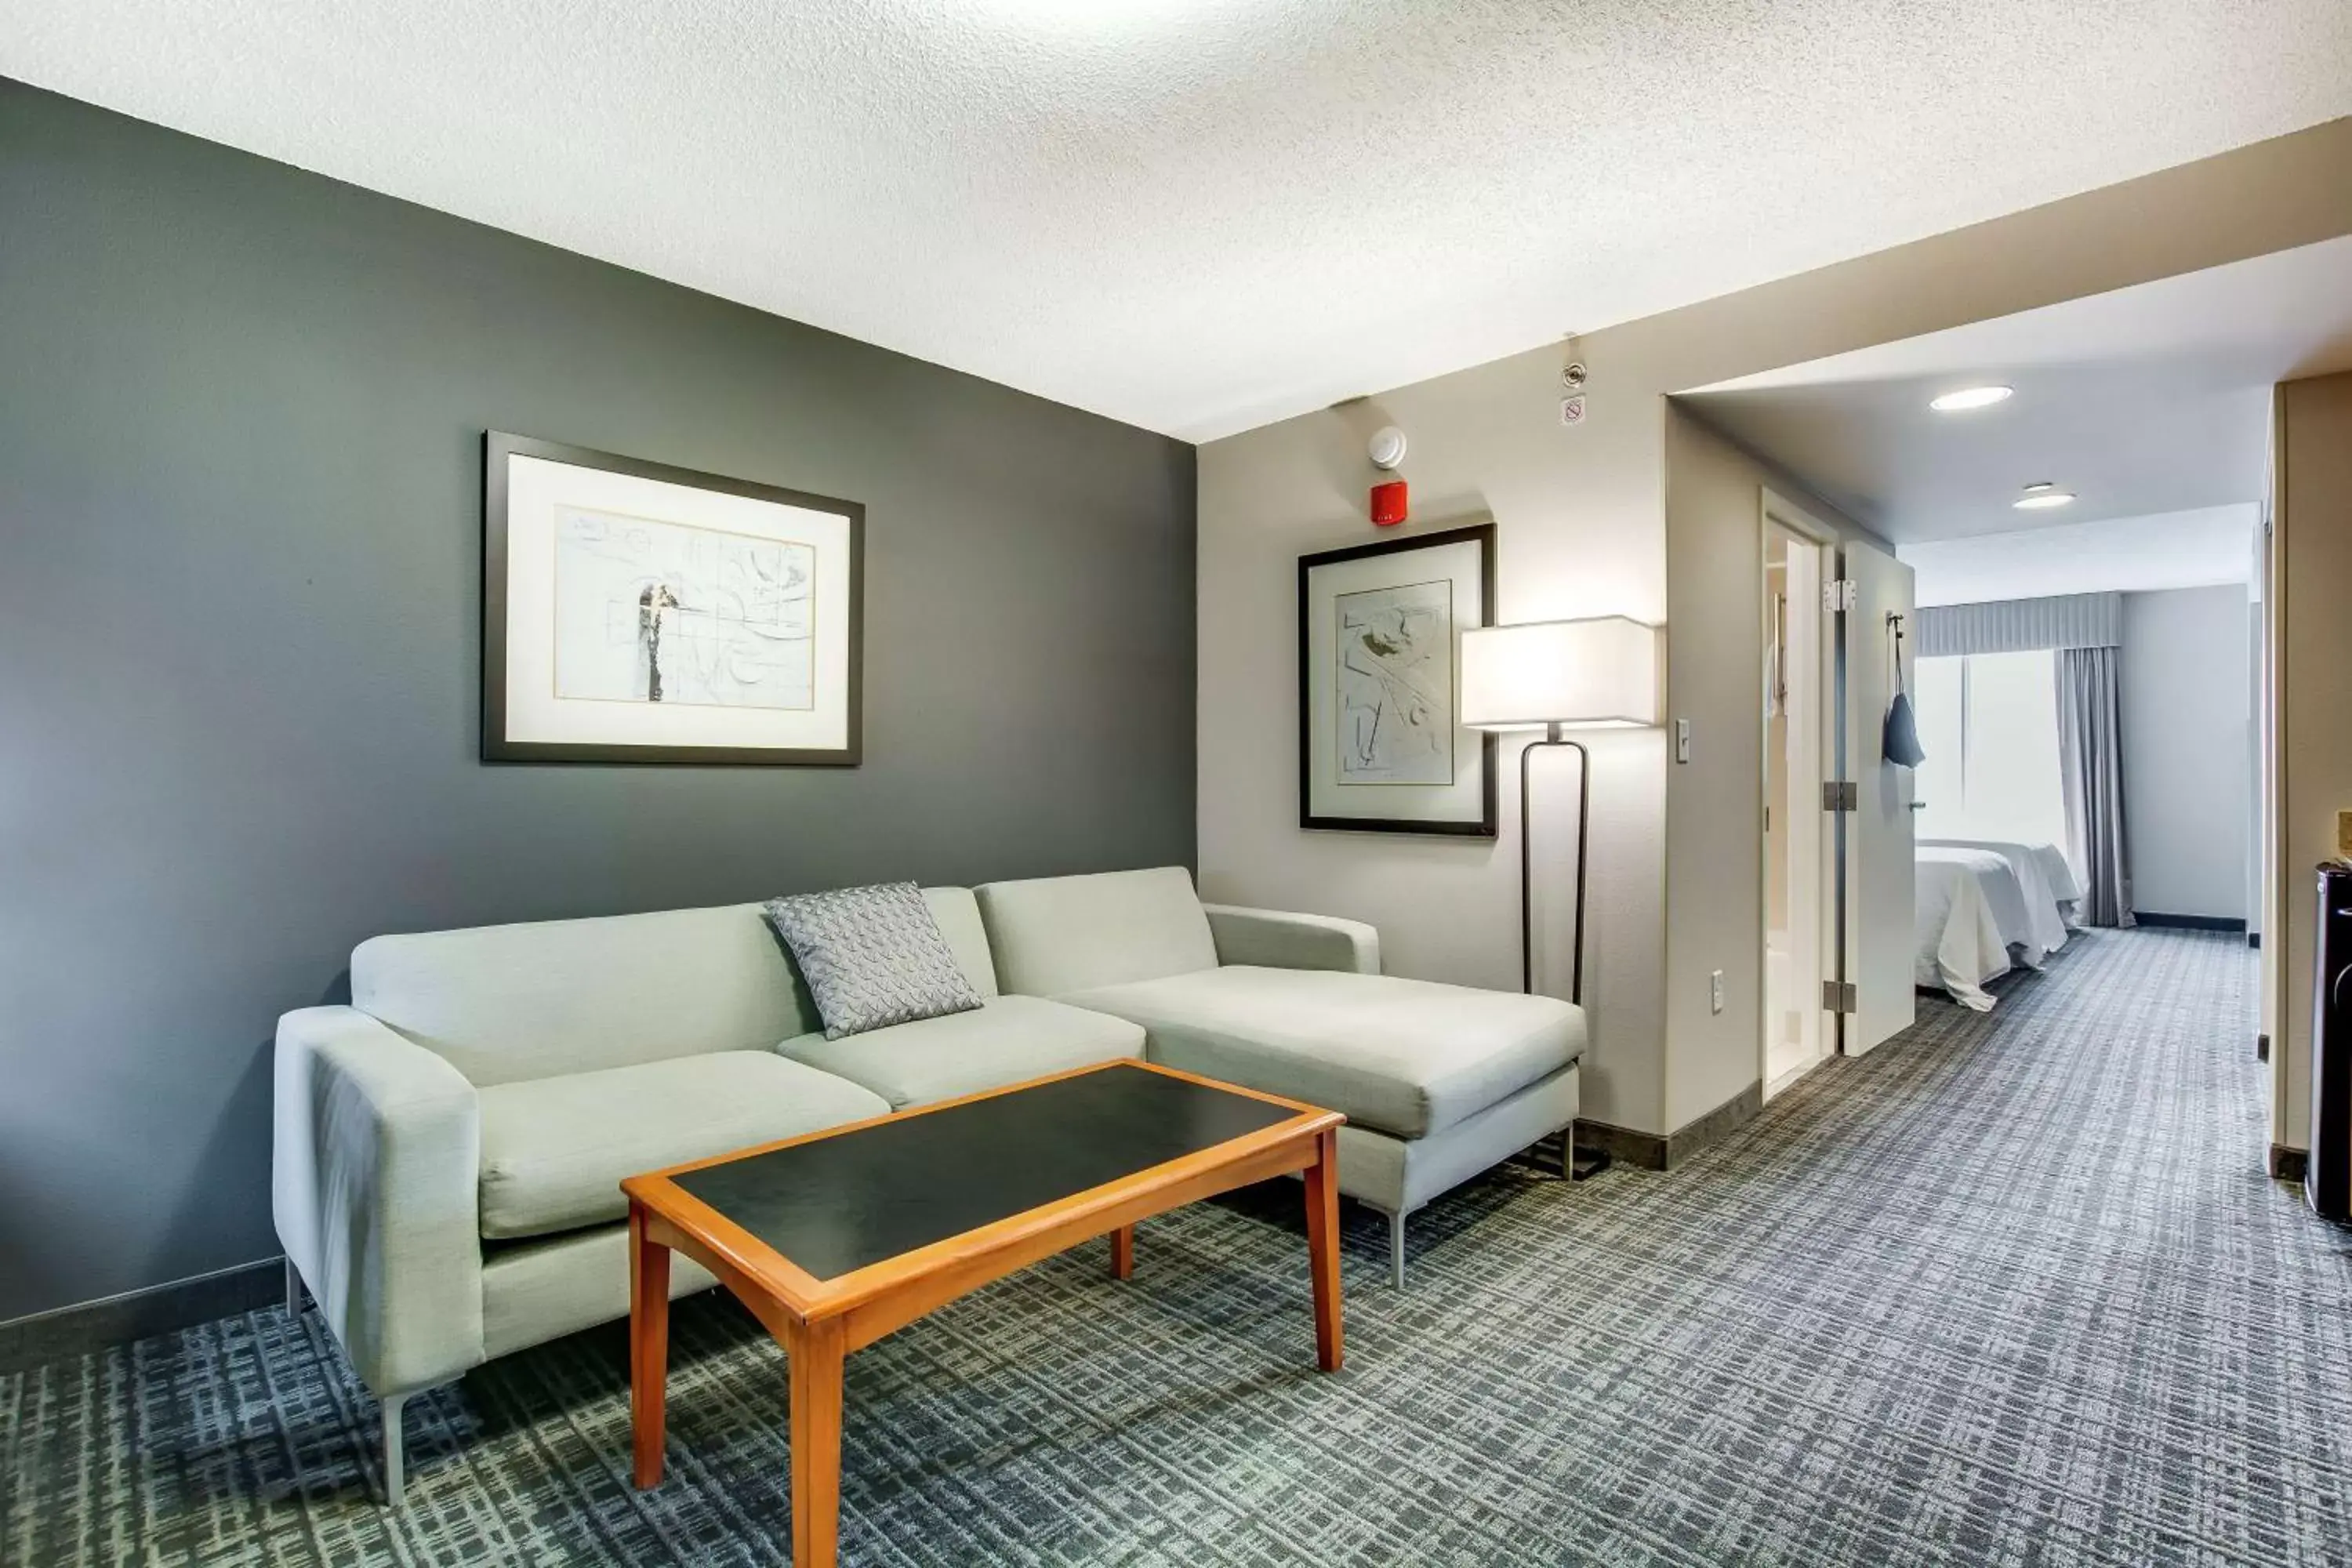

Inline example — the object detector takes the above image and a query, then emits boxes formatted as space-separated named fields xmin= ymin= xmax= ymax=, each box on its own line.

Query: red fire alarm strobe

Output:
xmin=1370 ymin=480 xmax=1408 ymax=527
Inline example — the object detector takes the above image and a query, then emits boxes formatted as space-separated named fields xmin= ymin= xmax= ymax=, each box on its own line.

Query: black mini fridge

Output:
xmin=2310 ymin=866 xmax=2352 ymax=1219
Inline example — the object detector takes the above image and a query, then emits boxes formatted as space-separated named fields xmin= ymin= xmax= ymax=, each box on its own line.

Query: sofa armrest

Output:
xmin=1202 ymin=905 xmax=1381 ymax=975
xmin=274 ymin=1006 xmax=485 ymax=1396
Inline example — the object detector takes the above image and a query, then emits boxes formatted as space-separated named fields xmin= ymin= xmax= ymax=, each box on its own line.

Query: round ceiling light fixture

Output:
xmin=2013 ymin=482 xmax=2076 ymax=510
xmin=1929 ymin=384 xmax=2015 ymax=412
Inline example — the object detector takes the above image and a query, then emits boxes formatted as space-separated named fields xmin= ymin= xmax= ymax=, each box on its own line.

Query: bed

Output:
xmin=1915 ymin=839 xmax=2079 ymax=1009
xmin=1922 ymin=838 xmax=2080 ymax=947
xmin=1916 ymin=848 xmax=2021 ymax=1010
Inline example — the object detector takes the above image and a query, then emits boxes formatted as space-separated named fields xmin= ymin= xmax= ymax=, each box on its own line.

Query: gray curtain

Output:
xmin=2056 ymin=645 xmax=2134 ymax=927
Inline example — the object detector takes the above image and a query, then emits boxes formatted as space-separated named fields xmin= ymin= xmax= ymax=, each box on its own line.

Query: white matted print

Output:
xmin=486 ymin=435 xmax=862 ymax=764
xmin=553 ymin=508 xmax=815 ymax=710
xmin=1334 ymin=579 xmax=1454 ymax=785
xmin=1300 ymin=523 xmax=1494 ymax=835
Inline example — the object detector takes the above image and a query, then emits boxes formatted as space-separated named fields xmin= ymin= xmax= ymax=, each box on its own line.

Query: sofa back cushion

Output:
xmin=975 ymin=867 xmax=1219 ymax=997
xmin=923 ymin=887 xmax=1000 ymax=1000
xmin=353 ymin=887 xmax=994 ymax=1087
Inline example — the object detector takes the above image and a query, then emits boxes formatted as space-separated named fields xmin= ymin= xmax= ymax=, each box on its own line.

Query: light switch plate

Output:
xmin=1675 ymin=718 xmax=1692 ymax=764
xmin=1710 ymin=969 xmax=1725 ymax=1014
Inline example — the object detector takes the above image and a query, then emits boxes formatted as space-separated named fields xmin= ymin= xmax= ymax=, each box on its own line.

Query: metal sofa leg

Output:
xmin=283 ymin=1258 xmax=303 ymax=1319
xmin=381 ymin=1393 xmax=408 ymax=1508
xmin=1387 ymin=1208 xmax=1406 ymax=1290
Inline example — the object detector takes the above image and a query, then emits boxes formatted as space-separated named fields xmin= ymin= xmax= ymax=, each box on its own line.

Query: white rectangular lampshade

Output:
xmin=1459 ymin=616 xmax=1661 ymax=730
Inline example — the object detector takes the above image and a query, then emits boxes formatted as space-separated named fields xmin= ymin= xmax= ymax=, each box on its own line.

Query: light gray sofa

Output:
xmin=274 ymin=868 xmax=1582 ymax=1503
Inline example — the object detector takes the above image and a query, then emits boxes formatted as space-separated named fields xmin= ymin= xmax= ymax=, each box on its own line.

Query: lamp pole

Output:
xmin=1519 ymin=723 xmax=1592 ymax=1005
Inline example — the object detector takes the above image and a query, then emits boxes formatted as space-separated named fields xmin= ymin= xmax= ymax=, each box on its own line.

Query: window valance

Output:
xmin=1916 ymin=592 xmax=2121 ymax=658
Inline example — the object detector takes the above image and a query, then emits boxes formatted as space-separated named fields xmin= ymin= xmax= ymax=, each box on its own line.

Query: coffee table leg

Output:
xmin=788 ymin=1316 xmax=845 ymax=1568
xmin=630 ymin=1202 xmax=671 ymax=1489
xmin=1303 ymin=1127 xmax=1344 ymax=1372
xmin=1110 ymin=1224 xmax=1135 ymax=1280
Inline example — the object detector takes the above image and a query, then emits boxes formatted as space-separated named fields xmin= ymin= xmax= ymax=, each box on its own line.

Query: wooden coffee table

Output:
xmin=621 ymin=1060 xmax=1346 ymax=1566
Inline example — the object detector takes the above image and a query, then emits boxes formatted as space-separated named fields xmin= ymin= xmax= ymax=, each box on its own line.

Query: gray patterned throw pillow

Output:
xmin=762 ymin=883 xmax=984 ymax=1040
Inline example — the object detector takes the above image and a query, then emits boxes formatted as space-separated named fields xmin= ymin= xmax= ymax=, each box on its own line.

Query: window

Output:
xmin=1912 ymin=649 xmax=2067 ymax=848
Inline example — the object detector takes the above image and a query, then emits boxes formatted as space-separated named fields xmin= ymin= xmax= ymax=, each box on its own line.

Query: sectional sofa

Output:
xmin=275 ymin=866 xmax=1584 ymax=1503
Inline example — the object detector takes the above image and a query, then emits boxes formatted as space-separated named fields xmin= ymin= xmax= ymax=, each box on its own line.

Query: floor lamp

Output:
xmin=1461 ymin=616 xmax=1662 ymax=1174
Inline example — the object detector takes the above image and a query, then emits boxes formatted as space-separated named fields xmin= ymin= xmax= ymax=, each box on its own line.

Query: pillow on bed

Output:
xmin=762 ymin=883 xmax=984 ymax=1040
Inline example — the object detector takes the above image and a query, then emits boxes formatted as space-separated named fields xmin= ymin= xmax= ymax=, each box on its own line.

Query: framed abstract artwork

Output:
xmin=482 ymin=432 xmax=862 ymax=764
xmin=1298 ymin=521 xmax=1497 ymax=836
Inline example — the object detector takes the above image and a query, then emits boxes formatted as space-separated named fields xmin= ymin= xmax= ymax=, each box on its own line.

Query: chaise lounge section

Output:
xmin=977 ymin=868 xmax=1586 ymax=1289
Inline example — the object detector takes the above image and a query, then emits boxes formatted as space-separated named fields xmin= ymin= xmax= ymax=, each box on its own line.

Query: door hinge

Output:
xmin=1823 ymin=780 xmax=1859 ymax=811
xmin=1824 ymin=579 xmax=1857 ymax=613
xmin=1824 ymin=981 xmax=1857 ymax=1014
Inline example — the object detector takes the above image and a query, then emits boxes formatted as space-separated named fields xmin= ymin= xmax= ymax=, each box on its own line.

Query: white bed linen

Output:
xmin=1921 ymin=839 xmax=2074 ymax=954
xmin=1922 ymin=845 xmax=2049 ymax=970
xmin=1915 ymin=849 xmax=2012 ymax=1011
xmin=2034 ymin=843 xmax=2084 ymax=928
xmin=2031 ymin=844 xmax=2082 ymax=906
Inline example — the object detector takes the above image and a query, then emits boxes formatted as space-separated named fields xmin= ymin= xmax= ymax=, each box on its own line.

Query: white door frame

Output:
xmin=1760 ymin=490 xmax=1840 ymax=1094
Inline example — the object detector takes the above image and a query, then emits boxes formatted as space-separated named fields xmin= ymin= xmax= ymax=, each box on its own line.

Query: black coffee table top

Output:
xmin=668 ymin=1064 xmax=1305 ymax=1281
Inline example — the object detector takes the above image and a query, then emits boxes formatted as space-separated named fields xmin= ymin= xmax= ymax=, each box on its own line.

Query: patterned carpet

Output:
xmin=8 ymin=928 xmax=2347 ymax=1566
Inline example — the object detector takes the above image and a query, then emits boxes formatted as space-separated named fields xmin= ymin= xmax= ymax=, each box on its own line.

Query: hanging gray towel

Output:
xmin=1884 ymin=689 xmax=1926 ymax=768
xmin=1883 ymin=613 xmax=1925 ymax=767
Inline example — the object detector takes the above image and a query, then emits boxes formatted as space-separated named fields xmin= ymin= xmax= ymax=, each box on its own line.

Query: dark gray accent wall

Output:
xmin=0 ymin=81 xmax=1196 ymax=1323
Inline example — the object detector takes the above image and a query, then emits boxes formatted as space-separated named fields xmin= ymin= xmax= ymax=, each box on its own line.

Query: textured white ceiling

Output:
xmin=1684 ymin=237 xmax=2352 ymax=542
xmin=6 ymin=2 xmax=2350 ymax=440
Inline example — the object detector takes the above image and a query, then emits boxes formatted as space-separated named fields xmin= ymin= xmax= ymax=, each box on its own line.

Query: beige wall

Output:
xmin=2272 ymin=370 xmax=2352 ymax=1152
xmin=1199 ymin=118 xmax=2352 ymax=1141
xmin=1197 ymin=357 xmax=1673 ymax=1132
xmin=1662 ymin=408 xmax=1880 ymax=1129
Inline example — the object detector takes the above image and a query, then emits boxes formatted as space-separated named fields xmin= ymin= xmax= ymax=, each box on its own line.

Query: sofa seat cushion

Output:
xmin=778 ymin=995 xmax=1145 ymax=1111
xmin=476 ymin=1054 xmax=890 ymax=1240
xmin=1059 ymin=967 xmax=1584 ymax=1140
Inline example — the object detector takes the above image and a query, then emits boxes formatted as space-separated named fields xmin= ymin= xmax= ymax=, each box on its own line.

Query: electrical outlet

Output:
xmin=1710 ymin=970 xmax=1725 ymax=1014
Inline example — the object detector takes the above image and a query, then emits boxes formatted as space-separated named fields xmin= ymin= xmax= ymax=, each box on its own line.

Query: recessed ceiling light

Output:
xmin=1929 ymin=385 xmax=2015 ymax=412
xmin=2013 ymin=483 xmax=2075 ymax=510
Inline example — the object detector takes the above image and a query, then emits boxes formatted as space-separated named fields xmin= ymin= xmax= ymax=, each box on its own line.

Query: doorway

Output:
xmin=1762 ymin=502 xmax=1838 ymax=1097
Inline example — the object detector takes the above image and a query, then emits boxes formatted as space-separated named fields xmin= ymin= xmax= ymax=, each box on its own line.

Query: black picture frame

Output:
xmin=1298 ymin=522 xmax=1497 ymax=837
xmin=482 ymin=431 xmax=864 ymax=766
